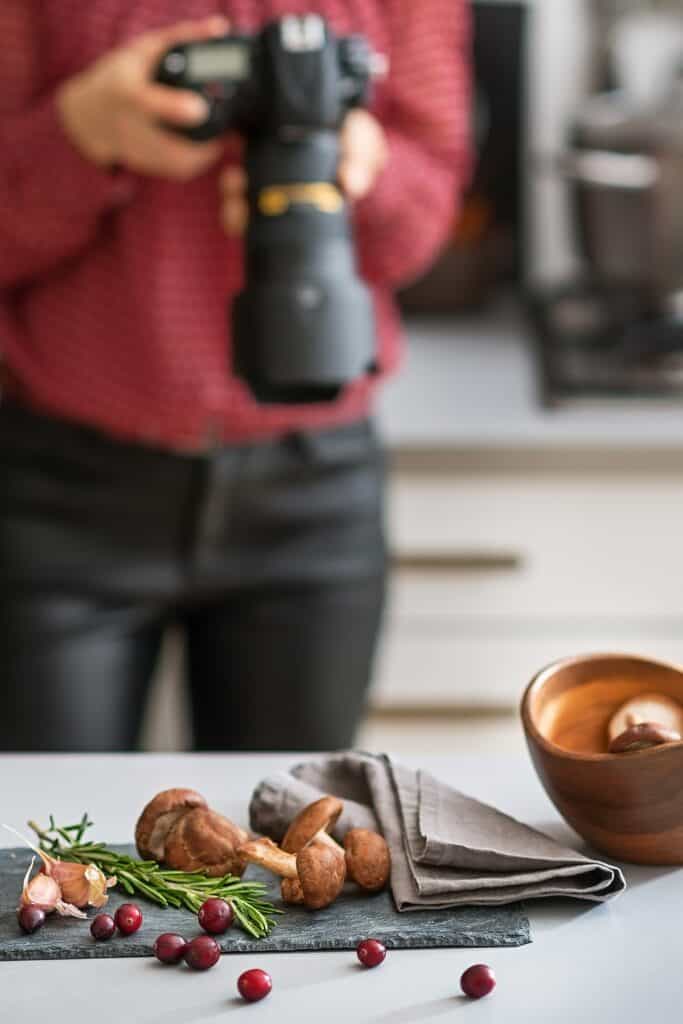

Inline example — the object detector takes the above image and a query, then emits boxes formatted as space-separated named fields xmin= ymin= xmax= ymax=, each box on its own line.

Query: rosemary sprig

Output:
xmin=28 ymin=816 xmax=280 ymax=939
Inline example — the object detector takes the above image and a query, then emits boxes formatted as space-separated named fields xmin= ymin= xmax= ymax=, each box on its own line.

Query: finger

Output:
xmin=338 ymin=116 xmax=373 ymax=199
xmin=338 ymin=111 xmax=388 ymax=199
xmin=137 ymin=16 xmax=230 ymax=63
xmin=221 ymin=197 xmax=249 ymax=236
xmin=123 ymin=121 xmax=224 ymax=179
xmin=133 ymin=82 xmax=209 ymax=126
xmin=338 ymin=156 xmax=374 ymax=200
xmin=219 ymin=165 xmax=247 ymax=196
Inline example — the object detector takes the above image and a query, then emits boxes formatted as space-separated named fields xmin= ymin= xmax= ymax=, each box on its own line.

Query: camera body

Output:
xmin=157 ymin=15 xmax=378 ymax=403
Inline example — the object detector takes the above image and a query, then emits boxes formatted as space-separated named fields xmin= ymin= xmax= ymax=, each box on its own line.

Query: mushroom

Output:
xmin=281 ymin=796 xmax=344 ymax=853
xmin=238 ymin=837 xmax=298 ymax=879
xmin=164 ymin=807 xmax=249 ymax=877
xmin=135 ymin=788 xmax=208 ymax=861
xmin=274 ymin=799 xmax=390 ymax=897
xmin=280 ymin=878 xmax=305 ymax=905
xmin=343 ymin=829 xmax=391 ymax=892
xmin=296 ymin=832 xmax=346 ymax=910
xmin=240 ymin=830 xmax=346 ymax=910
xmin=608 ymin=721 xmax=682 ymax=754
xmin=607 ymin=694 xmax=683 ymax=746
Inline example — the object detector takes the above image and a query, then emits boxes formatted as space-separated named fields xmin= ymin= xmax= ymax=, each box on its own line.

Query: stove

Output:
xmin=530 ymin=281 xmax=683 ymax=406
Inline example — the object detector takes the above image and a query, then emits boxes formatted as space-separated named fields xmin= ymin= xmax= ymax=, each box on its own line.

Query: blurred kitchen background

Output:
xmin=143 ymin=0 xmax=683 ymax=755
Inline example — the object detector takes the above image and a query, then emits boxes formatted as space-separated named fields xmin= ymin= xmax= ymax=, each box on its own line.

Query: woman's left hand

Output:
xmin=219 ymin=109 xmax=389 ymax=236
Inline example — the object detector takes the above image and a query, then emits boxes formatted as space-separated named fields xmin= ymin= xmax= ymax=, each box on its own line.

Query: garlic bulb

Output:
xmin=19 ymin=858 xmax=88 ymax=919
xmin=6 ymin=824 xmax=116 ymax=917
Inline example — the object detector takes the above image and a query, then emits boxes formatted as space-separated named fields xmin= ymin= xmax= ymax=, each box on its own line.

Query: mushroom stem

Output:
xmin=315 ymin=830 xmax=343 ymax=853
xmin=239 ymin=838 xmax=299 ymax=879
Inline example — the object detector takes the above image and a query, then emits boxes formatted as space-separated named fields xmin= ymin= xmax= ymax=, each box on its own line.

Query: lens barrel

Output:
xmin=232 ymin=131 xmax=376 ymax=403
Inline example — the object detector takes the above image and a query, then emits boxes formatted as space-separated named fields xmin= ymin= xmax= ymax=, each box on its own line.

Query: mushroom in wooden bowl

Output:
xmin=521 ymin=652 xmax=683 ymax=865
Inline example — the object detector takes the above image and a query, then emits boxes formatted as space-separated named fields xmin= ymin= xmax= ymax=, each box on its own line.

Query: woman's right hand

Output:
xmin=56 ymin=16 xmax=229 ymax=181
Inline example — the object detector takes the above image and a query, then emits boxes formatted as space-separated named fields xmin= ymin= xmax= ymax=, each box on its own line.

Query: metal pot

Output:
xmin=560 ymin=80 xmax=683 ymax=308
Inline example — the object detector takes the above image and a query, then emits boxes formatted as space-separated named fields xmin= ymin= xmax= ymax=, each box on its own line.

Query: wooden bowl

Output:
xmin=521 ymin=652 xmax=683 ymax=865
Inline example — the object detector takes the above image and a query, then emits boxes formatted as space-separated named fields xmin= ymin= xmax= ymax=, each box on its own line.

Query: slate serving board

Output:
xmin=0 ymin=846 xmax=530 ymax=960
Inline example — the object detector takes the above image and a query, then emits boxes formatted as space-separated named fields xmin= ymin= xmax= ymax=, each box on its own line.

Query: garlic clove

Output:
xmin=47 ymin=859 xmax=90 ymax=904
xmin=20 ymin=858 xmax=61 ymax=913
xmin=82 ymin=863 xmax=117 ymax=908
xmin=49 ymin=859 xmax=116 ymax=909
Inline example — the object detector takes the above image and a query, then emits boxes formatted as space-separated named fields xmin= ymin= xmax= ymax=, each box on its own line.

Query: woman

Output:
xmin=0 ymin=1 xmax=470 ymax=752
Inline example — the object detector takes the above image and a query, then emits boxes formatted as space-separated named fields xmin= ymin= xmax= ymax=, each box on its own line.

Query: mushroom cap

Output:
xmin=607 ymin=694 xmax=683 ymax=744
xmin=239 ymin=837 xmax=298 ymax=879
xmin=608 ymin=721 xmax=682 ymax=754
xmin=343 ymin=829 xmax=391 ymax=892
xmin=281 ymin=796 xmax=344 ymax=854
xmin=296 ymin=834 xmax=346 ymax=910
xmin=281 ymin=878 xmax=305 ymax=905
xmin=135 ymin=788 xmax=208 ymax=861
xmin=164 ymin=807 xmax=248 ymax=877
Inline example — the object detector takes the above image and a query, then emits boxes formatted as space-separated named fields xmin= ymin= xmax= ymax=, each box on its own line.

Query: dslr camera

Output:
xmin=157 ymin=14 xmax=379 ymax=403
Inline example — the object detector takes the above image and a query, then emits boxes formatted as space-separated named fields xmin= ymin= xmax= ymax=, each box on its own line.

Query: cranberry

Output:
xmin=184 ymin=935 xmax=221 ymax=971
xmin=153 ymin=932 xmax=187 ymax=964
xmin=90 ymin=914 xmax=116 ymax=941
xmin=356 ymin=938 xmax=387 ymax=968
xmin=237 ymin=968 xmax=272 ymax=1003
xmin=460 ymin=964 xmax=496 ymax=999
xmin=114 ymin=903 xmax=143 ymax=936
xmin=17 ymin=906 xmax=46 ymax=934
xmin=198 ymin=897 xmax=234 ymax=935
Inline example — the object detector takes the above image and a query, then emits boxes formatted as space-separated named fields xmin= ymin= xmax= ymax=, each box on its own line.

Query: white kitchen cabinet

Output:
xmin=371 ymin=463 xmax=683 ymax=710
xmin=389 ymin=471 xmax=683 ymax=617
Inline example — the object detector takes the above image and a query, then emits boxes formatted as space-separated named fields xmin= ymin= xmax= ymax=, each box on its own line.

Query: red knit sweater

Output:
xmin=0 ymin=0 xmax=470 ymax=450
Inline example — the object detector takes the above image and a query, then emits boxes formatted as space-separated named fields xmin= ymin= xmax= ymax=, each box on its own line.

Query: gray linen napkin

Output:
xmin=249 ymin=752 xmax=626 ymax=910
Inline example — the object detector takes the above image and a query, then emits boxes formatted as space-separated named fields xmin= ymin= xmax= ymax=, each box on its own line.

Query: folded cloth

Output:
xmin=249 ymin=752 xmax=626 ymax=910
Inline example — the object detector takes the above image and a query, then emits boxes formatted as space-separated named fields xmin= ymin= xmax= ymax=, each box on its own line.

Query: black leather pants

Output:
xmin=0 ymin=403 xmax=387 ymax=753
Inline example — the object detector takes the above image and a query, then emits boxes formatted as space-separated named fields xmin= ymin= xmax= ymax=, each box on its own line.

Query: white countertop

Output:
xmin=378 ymin=304 xmax=683 ymax=451
xmin=1 ymin=752 xmax=680 ymax=1023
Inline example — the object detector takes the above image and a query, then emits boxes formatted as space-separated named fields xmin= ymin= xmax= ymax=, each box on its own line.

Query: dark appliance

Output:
xmin=399 ymin=1 xmax=528 ymax=313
